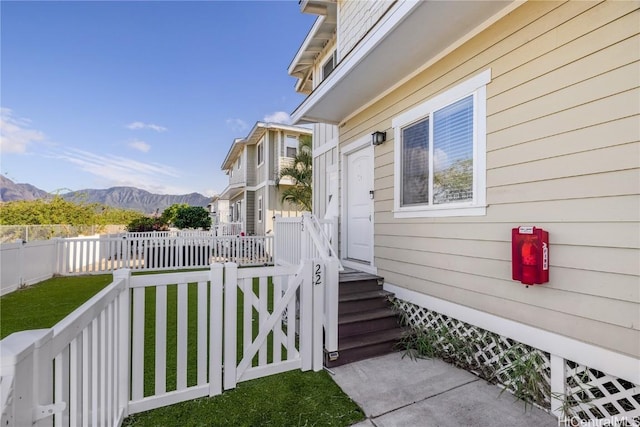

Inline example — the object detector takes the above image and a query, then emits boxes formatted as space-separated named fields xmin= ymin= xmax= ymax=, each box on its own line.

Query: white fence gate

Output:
xmin=0 ymin=261 xmax=326 ymax=426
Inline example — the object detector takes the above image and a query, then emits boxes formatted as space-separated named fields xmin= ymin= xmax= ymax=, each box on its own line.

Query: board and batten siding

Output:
xmin=338 ymin=0 xmax=640 ymax=358
xmin=245 ymin=191 xmax=255 ymax=235
xmin=313 ymin=123 xmax=339 ymax=219
xmin=246 ymin=145 xmax=257 ymax=187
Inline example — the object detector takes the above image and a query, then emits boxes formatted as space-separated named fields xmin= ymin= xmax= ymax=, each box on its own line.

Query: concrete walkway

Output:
xmin=330 ymin=352 xmax=558 ymax=427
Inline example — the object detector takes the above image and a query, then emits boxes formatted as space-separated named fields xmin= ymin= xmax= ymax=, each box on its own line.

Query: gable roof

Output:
xmin=220 ymin=122 xmax=312 ymax=170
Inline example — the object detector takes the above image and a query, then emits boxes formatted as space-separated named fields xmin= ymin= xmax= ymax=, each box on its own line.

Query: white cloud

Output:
xmin=263 ymin=111 xmax=291 ymax=125
xmin=226 ymin=118 xmax=248 ymax=133
xmin=53 ymin=147 xmax=189 ymax=193
xmin=126 ymin=121 xmax=167 ymax=132
xmin=128 ymin=139 xmax=151 ymax=153
xmin=0 ymin=108 xmax=46 ymax=154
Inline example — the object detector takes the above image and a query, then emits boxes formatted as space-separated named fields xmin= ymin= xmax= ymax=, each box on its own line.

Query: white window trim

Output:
xmin=392 ymin=69 xmax=490 ymax=218
xmin=285 ymin=135 xmax=298 ymax=158
xmin=257 ymin=196 xmax=263 ymax=223
xmin=257 ymin=140 xmax=264 ymax=167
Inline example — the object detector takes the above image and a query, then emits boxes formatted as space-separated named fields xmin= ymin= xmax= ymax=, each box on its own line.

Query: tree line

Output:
xmin=0 ymin=197 xmax=211 ymax=231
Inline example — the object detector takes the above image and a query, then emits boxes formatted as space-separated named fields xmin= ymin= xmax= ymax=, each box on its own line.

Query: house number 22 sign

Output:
xmin=314 ymin=264 xmax=322 ymax=286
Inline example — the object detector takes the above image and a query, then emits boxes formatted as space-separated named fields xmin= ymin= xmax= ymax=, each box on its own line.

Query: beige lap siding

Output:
xmin=338 ymin=0 xmax=640 ymax=358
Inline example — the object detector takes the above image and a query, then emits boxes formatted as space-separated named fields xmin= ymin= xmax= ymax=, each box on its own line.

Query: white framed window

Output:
xmin=257 ymin=196 xmax=263 ymax=222
xmin=392 ymin=69 xmax=490 ymax=218
xmin=257 ymin=140 xmax=264 ymax=166
xmin=236 ymin=201 xmax=242 ymax=222
xmin=237 ymin=155 xmax=241 ymax=170
xmin=285 ymin=135 xmax=298 ymax=158
xmin=322 ymin=51 xmax=336 ymax=81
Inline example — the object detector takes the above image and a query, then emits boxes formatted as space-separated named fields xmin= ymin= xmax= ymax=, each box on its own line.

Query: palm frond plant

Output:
xmin=276 ymin=135 xmax=312 ymax=212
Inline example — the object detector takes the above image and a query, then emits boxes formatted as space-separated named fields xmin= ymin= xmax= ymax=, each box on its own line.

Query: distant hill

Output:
xmin=0 ymin=176 xmax=211 ymax=214
xmin=0 ymin=175 xmax=50 ymax=201
xmin=64 ymin=187 xmax=211 ymax=214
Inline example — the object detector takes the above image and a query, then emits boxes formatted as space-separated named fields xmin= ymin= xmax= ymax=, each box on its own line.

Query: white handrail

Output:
xmin=303 ymin=213 xmax=343 ymax=271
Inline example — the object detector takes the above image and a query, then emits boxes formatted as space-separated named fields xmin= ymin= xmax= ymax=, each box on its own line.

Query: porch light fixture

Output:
xmin=371 ymin=130 xmax=386 ymax=146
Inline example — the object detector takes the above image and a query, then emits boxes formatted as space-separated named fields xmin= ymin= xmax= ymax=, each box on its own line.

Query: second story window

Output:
xmin=237 ymin=155 xmax=241 ymax=170
xmin=322 ymin=51 xmax=336 ymax=81
xmin=285 ymin=135 xmax=298 ymax=158
xmin=257 ymin=141 xmax=264 ymax=165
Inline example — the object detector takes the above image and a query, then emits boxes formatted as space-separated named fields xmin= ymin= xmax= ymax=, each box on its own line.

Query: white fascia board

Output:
xmin=288 ymin=15 xmax=326 ymax=76
xmin=291 ymin=0 xmax=422 ymax=124
xmin=264 ymin=122 xmax=313 ymax=135
xmin=221 ymin=139 xmax=246 ymax=170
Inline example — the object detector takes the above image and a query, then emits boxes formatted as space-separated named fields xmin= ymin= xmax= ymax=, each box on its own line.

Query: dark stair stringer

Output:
xmin=325 ymin=269 xmax=405 ymax=368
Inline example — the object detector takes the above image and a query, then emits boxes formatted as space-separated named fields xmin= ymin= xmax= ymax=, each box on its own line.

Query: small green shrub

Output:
xmin=127 ymin=216 xmax=168 ymax=232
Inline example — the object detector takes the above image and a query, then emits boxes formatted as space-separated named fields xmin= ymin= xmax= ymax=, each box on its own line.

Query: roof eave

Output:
xmin=291 ymin=0 xmax=518 ymax=125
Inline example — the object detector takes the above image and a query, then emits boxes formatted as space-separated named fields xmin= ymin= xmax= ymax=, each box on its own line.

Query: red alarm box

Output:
xmin=512 ymin=226 xmax=549 ymax=286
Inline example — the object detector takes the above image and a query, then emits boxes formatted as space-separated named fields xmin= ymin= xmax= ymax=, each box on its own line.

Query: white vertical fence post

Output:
xmin=0 ymin=329 xmax=51 ymax=426
xmin=18 ymin=240 xmax=25 ymax=288
xmin=223 ymin=262 xmax=238 ymax=390
xmin=312 ymin=260 xmax=325 ymax=372
xmin=301 ymin=216 xmax=308 ymax=261
xmin=115 ymin=268 xmax=131 ymax=419
xmin=550 ymin=354 xmax=565 ymax=420
xmin=299 ymin=259 xmax=313 ymax=372
xmin=325 ymin=257 xmax=339 ymax=353
xmin=209 ymin=263 xmax=224 ymax=397
xmin=54 ymin=238 xmax=62 ymax=275
xmin=33 ymin=329 xmax=55 ymax=426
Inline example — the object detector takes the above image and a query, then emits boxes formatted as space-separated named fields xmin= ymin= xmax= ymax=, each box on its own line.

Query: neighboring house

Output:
xmin=219 ymin=122 xmax=313 ymax=235
xmin=208 ymin=195 xmax=229 ymax=227
xmin=289 ymin=0 xmax=639 ymax=413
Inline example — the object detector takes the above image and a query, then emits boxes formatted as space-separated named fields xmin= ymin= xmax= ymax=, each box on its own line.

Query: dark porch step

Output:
xmin=338 ymin=307 xmax=400 ymax=338
xmin=339 ymin=289 xmax=394 ymax=315
xmin=326 ymin=328 xmax=405 ymax=368
xmin=338 ymin=278 xmax=383 ymax=295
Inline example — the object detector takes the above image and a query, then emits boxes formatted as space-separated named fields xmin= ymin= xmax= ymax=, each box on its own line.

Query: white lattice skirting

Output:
xmin=394 ymin=299 xmax=640 ymax=426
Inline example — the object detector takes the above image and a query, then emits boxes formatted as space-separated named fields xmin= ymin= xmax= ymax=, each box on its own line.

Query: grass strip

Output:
xmin=122 ymin=369 xmax=364 ymax=427
xmin=1 ymin=273 xmax=366 ymax=427
xmin=0 ymin=274 xmax=113 ymax=339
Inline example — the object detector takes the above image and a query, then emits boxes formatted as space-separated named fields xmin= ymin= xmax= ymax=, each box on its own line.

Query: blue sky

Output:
xmin=1 ymin=1 xmax=315 ymax=197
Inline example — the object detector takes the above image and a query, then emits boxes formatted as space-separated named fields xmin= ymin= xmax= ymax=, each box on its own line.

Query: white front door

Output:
xmin=345 ymin=146 xmax=373 ymax=263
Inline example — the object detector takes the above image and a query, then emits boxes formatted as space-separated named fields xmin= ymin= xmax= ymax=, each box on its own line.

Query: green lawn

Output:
xmin=0 ymin=273 xmax=365 ymax=427
xmin=0 ymin=274 xmax=113 ymax=339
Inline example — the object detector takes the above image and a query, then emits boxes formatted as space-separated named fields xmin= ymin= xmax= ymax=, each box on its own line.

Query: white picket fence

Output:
xmin=0 ymin=260 xmax=326 ymax=426
xmin=1 ymin=214 xmax=340 ymax=298
xmin=0 ymin=235 xmax=275 ymax=294
xmin=214 ymin=222 xmax=243 ymax=236
xmin=58 ymin=235 xmax=274 ymax=274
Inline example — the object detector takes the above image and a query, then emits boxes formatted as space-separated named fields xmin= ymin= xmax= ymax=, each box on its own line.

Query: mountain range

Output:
xmin=0 ymin=176 xmax=211 ymax=214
